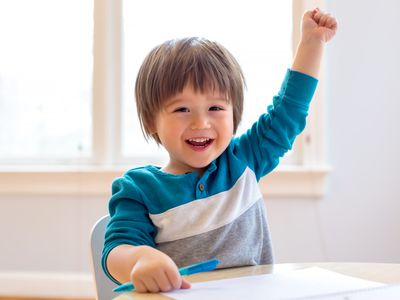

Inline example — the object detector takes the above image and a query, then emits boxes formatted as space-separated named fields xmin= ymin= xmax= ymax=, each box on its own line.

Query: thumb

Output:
xmin=303 ymin=8 xmax=318 ymax=21
xmin=303 ymin=10 xmax=314 ymax=20
xmin=180 ymin=277 xmax=191 ymax=289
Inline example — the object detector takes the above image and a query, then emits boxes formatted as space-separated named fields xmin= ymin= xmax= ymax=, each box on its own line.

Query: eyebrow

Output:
xmin=165 ymin=94 xmax=229 ymax=107
xmin=164 ymin=98 xmax=184 ymax=110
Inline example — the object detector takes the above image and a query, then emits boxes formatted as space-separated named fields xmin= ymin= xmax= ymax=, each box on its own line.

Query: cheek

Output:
xmin=165 ymin=118 xmax=185 ymax=133
xmin=215 ymin=116 xmax=234 ymax=139
xmin=224 ymin=113 xmax=235 ymax=133
xmin=157 ymin=118 xmax=184 ymax=141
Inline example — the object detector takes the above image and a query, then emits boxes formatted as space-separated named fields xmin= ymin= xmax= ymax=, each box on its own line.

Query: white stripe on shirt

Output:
xmin=149 ymin=167 xmax=263 ymax=243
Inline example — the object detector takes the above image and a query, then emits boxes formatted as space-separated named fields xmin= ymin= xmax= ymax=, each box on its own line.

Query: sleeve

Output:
xmin=233 ymin=69 xmax=318 ymax=180
xmin=101 ymin=174 xmax=157 ymax=284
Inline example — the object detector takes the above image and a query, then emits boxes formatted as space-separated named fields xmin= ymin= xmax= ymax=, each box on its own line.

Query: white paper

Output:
xmin=162 ymin=267 xmax=384 ymax=300
xmin=297 ymin=284 xmax=400 ymax=300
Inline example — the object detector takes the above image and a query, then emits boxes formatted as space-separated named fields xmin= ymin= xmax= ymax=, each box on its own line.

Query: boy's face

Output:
xmin=152 ymin=84 xmax=234 ymax=176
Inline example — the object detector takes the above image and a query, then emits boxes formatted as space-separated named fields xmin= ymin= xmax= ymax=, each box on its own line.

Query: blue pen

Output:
xmin=113 ymin=258 xmax=220 ymax=293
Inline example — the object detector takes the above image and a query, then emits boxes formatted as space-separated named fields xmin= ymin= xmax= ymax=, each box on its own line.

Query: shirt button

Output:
xmin=198 ymin=183 xmax=204 ymax=192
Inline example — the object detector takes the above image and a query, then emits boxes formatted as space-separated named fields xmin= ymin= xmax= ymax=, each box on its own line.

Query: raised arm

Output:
xmin=292 ymin=8 xmax=338 ymax=78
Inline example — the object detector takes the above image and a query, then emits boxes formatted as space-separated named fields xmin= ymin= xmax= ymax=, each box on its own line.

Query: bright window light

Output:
xmin=0 ymin=0 xmax=93 ymax=161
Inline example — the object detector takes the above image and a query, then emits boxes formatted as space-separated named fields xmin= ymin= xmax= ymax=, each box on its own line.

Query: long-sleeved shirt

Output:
xmin=102 ymin=69 xmax=318 ymax=284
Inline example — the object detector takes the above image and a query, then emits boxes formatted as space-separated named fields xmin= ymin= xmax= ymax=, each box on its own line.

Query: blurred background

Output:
xmin=0 ymin=0 xmax=399 ymax=298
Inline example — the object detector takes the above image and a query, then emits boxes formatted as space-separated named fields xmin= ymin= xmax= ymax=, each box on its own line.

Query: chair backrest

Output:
xmin=90 ymin=215 xmax=118 ymax=300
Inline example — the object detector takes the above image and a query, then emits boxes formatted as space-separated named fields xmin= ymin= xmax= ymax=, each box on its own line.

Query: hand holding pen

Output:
xmin=114 ymin=258 xmax=220 ymax=293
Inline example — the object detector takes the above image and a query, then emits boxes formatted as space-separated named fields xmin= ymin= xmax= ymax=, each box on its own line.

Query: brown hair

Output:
xmin=135 ymin=37 xmax=245 ymax=144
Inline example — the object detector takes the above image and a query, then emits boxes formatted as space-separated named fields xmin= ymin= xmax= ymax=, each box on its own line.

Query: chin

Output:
xmin=189 ymin=161 xmax=212 ymax=169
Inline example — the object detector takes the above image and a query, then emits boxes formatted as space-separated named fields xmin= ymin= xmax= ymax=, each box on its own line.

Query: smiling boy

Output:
xmin=153 ymin=86 xmax=234 ymax=176
xmin=102 ymin=8 xmax=337 ymax=293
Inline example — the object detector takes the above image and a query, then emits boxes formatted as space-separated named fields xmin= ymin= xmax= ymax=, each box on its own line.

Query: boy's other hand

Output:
xmin=302 ymin=8 xmax=338 ymax=44
xmin=130 ymin=245 xmax=191 ymax=293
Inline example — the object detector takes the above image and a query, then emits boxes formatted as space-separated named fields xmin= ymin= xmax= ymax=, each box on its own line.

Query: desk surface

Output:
xmin=114 ymin=262 xmax=400 ymax=300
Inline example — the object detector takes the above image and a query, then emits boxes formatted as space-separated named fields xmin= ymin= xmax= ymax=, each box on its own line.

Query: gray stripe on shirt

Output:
xmin=156 ymin=198 xmax=273 ymax=268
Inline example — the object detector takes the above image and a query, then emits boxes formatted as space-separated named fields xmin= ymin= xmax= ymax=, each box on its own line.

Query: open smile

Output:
xmin=185 ymin=137 xmax=214 ymax=151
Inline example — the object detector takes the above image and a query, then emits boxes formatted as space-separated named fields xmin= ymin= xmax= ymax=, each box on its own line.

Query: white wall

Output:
xmin=322 ymin=0 xmax=400 ymax=261
xmin=0 ymin=195 xmax=108 ymax=272
xmin=1 ymin=0 xmax=400 ymax=297
xmin=267 ymin=0 xmax=400 ymax=263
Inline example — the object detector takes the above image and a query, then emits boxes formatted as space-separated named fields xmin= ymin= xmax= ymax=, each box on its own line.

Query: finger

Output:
xmin=320 ymin=14 xmax=332 ymax=27
xmin=143 ymin=277 xmax=160 ymax=293
xmin=310 ymin=7 xmax=320 ymax=18
xmin=157 ymin=271 xmax=173 ymax=292
xmin=326 ymin=17 xmax=338 ymax=30
xmin=315 ymin=12 xmax=327 ymax=26
xmin=303 ymin=9 xmax=315 ymax=20
xmin=312 ymin=10 xmax=323 ymax=23
xmin=165 ymin=267 xmax=182 ymax=290
xmin=133 ymin=278 xmax=148 ymax=293
xmin=181 ymin=278 xmax=192 ymax=289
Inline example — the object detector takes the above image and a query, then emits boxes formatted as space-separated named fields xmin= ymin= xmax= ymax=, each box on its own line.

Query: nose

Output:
xmin=190 ymin=113 xmax=211 ymax=130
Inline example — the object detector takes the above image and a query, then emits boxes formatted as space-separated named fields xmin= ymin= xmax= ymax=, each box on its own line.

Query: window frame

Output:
xmin=0 ymin=0 xmax=329 ymax=197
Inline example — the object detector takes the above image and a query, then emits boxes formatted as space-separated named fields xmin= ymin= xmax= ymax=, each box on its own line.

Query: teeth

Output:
xmin=188 ymin=138 xmax=210 ymax=143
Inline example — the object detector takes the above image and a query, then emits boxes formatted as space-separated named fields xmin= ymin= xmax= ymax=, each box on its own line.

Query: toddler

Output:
xmin=102 ymin=8 xmax=337 ymax=293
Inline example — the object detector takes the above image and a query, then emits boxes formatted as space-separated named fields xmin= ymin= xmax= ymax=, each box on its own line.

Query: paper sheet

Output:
xmin=295 ymin=284 xmax=400 ymax=300
xmin=162 ymin=267 xmax=384 ymax=300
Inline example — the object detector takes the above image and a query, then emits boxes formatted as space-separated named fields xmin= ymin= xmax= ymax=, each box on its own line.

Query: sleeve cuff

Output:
xmin=101 ymin=245 xmax=123 ymax=285
xmin=280 ymin=69 xmax=319 ymax=108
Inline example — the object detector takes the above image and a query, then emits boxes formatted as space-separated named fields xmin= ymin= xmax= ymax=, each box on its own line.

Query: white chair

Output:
xmin=90 ymin=215 xmax=119 ymax=300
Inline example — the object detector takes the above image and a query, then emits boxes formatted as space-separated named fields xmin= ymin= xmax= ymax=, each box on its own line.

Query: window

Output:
xmin=0 ymin=0 xmax=93 ymax=163
xmin=0 ymin=0 xmax=328 ymax=197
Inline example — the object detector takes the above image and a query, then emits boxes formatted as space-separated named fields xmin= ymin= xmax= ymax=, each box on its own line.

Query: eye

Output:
xmin=209 ymin=106 xmax=224 ymax=111
xmin=173 ymin=107 xmax=189 ymax=113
